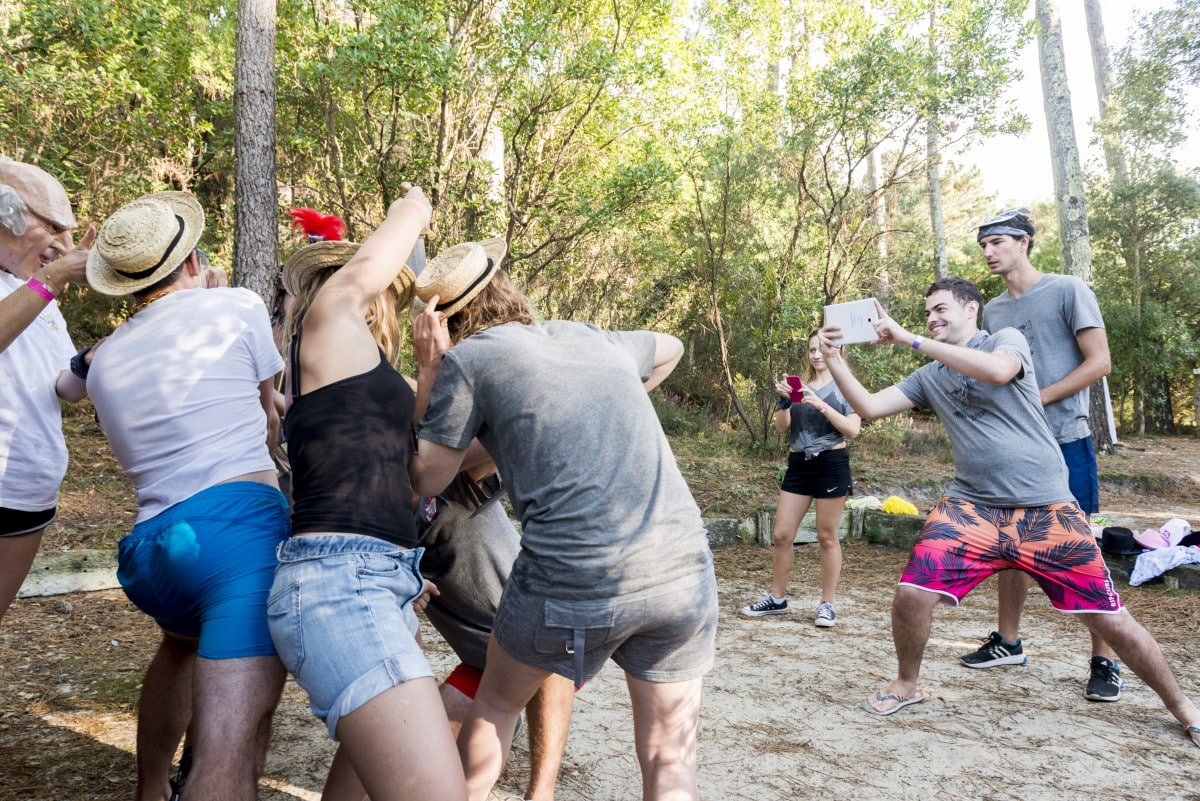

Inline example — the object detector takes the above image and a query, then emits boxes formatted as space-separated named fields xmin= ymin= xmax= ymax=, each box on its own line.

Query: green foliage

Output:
xmin=0 ymin=0 xmax=1058 ymax=438
xmin=1086 ymin=0 xmax=1200 ymax=433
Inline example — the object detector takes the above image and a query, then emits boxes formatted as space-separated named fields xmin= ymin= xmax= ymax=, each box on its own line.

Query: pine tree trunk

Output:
xmin=1035 ymin=0 xmax=1093 ymax=284
xmin=927 ymin=122 xmax=947 ymax=280
xmin=233 ymin=0 xmax=279 ymax=305
xmin=1145 ymin=376 xmax=1177 ymax=435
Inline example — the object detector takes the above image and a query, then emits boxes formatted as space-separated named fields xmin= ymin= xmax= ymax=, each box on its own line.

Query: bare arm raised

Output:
xmin=864 ymin=298 xmax=1022 ymax=386
xmin=295 ymin=189 xmax=432 ymax=393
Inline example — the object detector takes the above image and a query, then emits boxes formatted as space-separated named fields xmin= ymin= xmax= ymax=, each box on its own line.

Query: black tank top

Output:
xmin=284 ymin=328 xmax=417 ymax=547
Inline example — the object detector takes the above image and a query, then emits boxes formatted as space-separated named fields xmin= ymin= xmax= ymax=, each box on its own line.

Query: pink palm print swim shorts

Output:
xmin=899 ymin=496 xmax=1123 ymax=613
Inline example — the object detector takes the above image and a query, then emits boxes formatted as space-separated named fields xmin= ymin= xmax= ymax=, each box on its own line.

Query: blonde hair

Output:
xmin=800 ymin=329 xmax=837 ymax=383
xmin=286 ymin=271 xmax=414 ymax=364
xmin=447 ymin=269 xmax=537 ymax=343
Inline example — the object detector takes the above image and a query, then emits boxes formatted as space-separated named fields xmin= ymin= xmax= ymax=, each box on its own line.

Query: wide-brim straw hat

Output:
xmin=415 ymin=236 xmax=508 ymax=318
xmin=0 ymin=158 xmax=77 ymax=233
xmin=87 ymin=191 xmax=204 ymax=296
xmin=281 ymin=240 xmax=417 ymax=302
xmin=281 ymin=241 xmax=360 ymax=296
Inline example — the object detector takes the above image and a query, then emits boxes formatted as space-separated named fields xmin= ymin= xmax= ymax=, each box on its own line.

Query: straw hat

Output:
xmin=281 ymin=241 xmax=360 ymax=296
xmin=87 ymin=191 xmax=204 ymax=295
xmin=415 ymin=236 xmax=508 ymax=318
xmin=0 ymin=158 xmax=77 ymax=232
xmin=281 ymin=240 xmax=417 ymax=302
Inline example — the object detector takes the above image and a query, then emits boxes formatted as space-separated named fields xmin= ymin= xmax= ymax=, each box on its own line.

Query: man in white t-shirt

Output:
xmin=85 ymin=192 xmax=287 ymax=801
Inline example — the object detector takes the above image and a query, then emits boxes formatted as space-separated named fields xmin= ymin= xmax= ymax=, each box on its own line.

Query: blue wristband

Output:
xmin=70 ymin=344 xmax=94 ymax=380
xmin=775 ymin=396 xmax=792 ymax=411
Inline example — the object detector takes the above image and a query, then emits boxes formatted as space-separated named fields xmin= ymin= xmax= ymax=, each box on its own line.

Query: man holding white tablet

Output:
xmin=815 ymin=276 xmax=1199 ymax=752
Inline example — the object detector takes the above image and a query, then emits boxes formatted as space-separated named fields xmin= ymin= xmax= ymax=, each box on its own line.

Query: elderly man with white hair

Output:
xmin=0 ymin=157 xmax=94 ymax=626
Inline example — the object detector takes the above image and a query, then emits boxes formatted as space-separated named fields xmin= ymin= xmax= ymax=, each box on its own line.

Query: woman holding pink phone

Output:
xmin=741 ymin=331 xmax=861 ymax=626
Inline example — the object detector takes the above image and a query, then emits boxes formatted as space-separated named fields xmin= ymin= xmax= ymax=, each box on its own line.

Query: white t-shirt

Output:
xmin=88 ymin=287 xmax=283 ymax=522
xmin=0 ymin=271 xmax=76 ymax=510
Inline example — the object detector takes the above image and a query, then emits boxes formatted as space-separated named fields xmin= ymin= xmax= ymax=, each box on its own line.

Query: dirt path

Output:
xmin=4 ymin=540 xmax=1199 ymax=801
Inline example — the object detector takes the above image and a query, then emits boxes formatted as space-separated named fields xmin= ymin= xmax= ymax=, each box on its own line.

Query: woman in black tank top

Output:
xmin=266 ymin=189 xmax=469 ymax=801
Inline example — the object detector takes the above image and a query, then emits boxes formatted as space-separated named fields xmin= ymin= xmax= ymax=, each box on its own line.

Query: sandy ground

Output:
xmin=3 ymin=539 xmax=1199 ymax=801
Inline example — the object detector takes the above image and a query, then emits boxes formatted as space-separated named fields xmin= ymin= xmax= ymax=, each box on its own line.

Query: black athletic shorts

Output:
xmin=0 ymin=506 xmax=56 ymax=537
xmin=780 ymin=448 xmax=852 ymax=499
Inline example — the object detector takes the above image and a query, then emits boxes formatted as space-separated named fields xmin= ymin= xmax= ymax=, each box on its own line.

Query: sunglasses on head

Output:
xmin=979 ymin=208 xmax=1032 ymax=228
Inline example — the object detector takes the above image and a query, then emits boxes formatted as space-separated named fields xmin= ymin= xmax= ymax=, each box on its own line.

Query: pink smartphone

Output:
xmin=785 ymin=375 xmax=805 ymax=403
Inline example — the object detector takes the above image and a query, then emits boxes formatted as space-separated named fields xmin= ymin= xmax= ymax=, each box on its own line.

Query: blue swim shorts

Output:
xmin=117 ymin=481 xmax=289 ymax=659
xmin=267 ymin=534 xmax=434 ymax=740
xmin=1060 ymin=436 xmax=1100 ymax=515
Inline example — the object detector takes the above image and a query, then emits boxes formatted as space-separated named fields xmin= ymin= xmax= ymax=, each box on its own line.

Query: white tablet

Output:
xmin=823 ymin=298 xmax=880 ymax=344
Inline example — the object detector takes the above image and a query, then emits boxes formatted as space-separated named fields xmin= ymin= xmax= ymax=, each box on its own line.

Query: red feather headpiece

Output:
xmin=288 ymin=208 xmax=346 ymax=242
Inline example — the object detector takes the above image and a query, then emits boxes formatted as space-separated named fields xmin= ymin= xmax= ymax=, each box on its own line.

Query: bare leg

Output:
xmin=625 ymin=674 xmax=703 ymax=801
xmin=524 ymin=673 xmax=575 ymax=801
xmin=134 ymin=633 xmax=196 ymax=801
xmin=769 ymin=491 xmax=813 ymax=599
xmin=1090 ymin=630 xmax=1117 ymax=662
xmin=336 ymin=677 xmax=466 ymax=801
xmin=458 ymin=637 xmax=551 ymax=801
xmin=813 ymin=496 xmax=846 ymax=604
xmin=184 ymin=654 xmax=285 ymax=801
xmin=996 ymin=569 xmax=1028 ymax=644
xmin=1080 ymin=611 xmax=1200 ymax=729
xmin=440 ymin=681 xmax=474 ymax=737
xmin=865 ymin=585 xmax=940 ymax=709
xmin=0 ymin=528 xmax=45 ymax=624
xmin=320 ymin=745 xmax=366 ymax=801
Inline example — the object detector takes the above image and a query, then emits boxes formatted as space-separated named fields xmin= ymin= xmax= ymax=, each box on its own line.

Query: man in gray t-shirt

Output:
xmin=817 ymin=277 xmax=1200 ymax=744
xmin=967 ymin=208 xmax=1119 ymax=702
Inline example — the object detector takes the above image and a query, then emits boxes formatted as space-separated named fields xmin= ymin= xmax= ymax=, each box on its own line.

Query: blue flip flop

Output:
xmin=1187 ymin=725 xmax=1200 ymax=750
xmin=862 ymin=689 xmax=926 ymax=716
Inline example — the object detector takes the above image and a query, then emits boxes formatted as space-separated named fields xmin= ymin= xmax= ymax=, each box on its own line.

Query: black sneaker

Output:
xmin=1085 ymin=656 xmax=1123 ymax=701
xmin=741 ymin=595 xmax=788 ymax=617
xmin=815 ymin=602 xmax=836 ymax=627
xmin=960 ymin=631 xmax=1027 ymax=668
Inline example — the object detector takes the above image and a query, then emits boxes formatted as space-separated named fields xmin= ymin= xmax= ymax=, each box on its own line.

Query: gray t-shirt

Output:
xmin=418 ymin=320 xmax=713 ymax=600
xmin=982 ymin=273 xmax=1105 ymax=444
xmin=895 ymin=328 xmax=1073 ymax=507
xmin=788 ymin=381 xmax=855 ymax=458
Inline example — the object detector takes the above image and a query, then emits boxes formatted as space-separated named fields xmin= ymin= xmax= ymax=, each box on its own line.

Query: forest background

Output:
xmin=2 ymin=0 xmax=1198 ymax=447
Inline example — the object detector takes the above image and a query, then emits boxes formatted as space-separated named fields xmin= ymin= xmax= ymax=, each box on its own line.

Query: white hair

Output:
xmin=0 ymin=184 xmax=29 ymax=236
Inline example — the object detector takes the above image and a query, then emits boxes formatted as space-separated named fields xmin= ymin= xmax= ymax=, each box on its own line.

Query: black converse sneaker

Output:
xmin=1085 ymin=656 xmax=1123 ymax=701
xmin=815 ymin=602 xmax=836 ymax=627
xmin=740 ymin=595 xmax=788 ymax=617
xmin=960 ymin=631 xmax=1027 ymax=668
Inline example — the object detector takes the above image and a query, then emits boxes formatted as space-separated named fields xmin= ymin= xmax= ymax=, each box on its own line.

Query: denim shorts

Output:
xmin=492 ymin=567 xmax=718 ymax=688
xmin=116 ymin=482 xmax=289 ymax=659
xmin=267 ymin=534 xmax=434 ymax=740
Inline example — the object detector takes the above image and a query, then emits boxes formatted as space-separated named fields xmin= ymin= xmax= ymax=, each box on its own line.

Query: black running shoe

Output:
xmin=960 ymin=631 xmax=1027 ymax=668
xmin=1085 ymin=656 xmax=1123 ymax=701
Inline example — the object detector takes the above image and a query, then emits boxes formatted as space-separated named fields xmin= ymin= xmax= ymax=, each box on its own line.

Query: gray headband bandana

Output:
xmin=975 ymin=208 xmax=1032 ymax=242
xmin=977 ymin=224 xmax=1028 ymax=240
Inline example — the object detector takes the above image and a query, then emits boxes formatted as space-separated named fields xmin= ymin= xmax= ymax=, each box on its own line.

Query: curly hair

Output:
xmin=0 ymin=184 xmax=29 ymax=236
xmin=447 ymin=270 xmax=537 ymax=343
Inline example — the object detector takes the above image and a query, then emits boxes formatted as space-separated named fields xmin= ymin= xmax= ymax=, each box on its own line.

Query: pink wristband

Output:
xmin=820 ymin=402 xmax=829 ymax=414
xmin=26 ymin=277 xmax=56 ymax=302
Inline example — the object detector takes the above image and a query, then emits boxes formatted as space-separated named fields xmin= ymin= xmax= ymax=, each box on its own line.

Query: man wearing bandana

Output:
xmin=961 ymin=208 xmax=1121 ymax=703
xmin=814 ymin=278 xmax=1200 ymax=751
